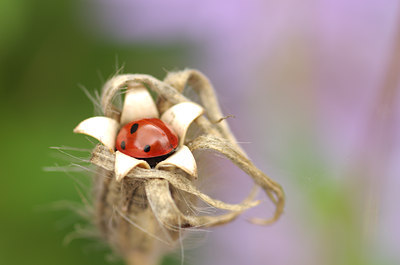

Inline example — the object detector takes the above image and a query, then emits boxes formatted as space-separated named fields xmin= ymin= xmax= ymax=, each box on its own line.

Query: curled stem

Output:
xmin=90 ymin=70 xmax=285 ymax=265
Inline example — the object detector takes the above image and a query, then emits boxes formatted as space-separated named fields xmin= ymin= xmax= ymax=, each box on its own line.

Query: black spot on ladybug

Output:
xmin=130 ymin=123 xmax=139 ymax=134
xmin=144 ymin=145 xmax=151 ymax=152
xmin=121 ymin=141 xmax=126 ymax=150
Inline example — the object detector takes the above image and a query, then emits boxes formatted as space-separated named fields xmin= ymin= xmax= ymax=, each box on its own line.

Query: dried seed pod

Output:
xmin=73 ymin=69 xmax=285 ymax=265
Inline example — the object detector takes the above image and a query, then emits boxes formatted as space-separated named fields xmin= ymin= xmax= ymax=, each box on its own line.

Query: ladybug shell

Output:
xmin=116 ymin=118 xmax=179 ymax=158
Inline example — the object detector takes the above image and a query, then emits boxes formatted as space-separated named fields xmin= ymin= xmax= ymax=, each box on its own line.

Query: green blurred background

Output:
xmin=1 ymin=0 xmax=399 ymax=265
xmin=0 ymin=1 xmax=189 ymax=264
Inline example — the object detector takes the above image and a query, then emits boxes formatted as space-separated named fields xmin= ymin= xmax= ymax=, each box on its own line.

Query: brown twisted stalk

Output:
xmin=90 ymin=69 xmax=284 ymax=265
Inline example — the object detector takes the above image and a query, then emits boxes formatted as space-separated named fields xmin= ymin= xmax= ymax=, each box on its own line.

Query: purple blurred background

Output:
xmin=1 ymin=0 xmax=398 ymax=264
xmin=83 ymin=0 xmax=400 ymax=264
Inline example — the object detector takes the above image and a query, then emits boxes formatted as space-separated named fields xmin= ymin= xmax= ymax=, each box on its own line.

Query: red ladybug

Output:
xmin=116 ymin=118 xmax=179 ymax=163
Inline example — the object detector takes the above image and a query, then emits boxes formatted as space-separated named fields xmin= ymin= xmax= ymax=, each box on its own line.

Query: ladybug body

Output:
xmin=116 ymin=118 xmax=179 ymax=161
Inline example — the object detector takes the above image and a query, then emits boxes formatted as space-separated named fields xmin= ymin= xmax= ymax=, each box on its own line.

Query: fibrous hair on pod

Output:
xmin=58 ymin=69 xmax=284 ymax=265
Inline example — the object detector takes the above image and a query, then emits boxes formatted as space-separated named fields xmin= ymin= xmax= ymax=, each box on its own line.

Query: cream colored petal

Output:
xmin=115 ymin=151 xmax=150 ymax=182
xmin=161 ymin=102 xmax=203 ymax=144
xmin=120 ymin=85 xmax=159 ymax=126
xmin=73 ymin=116 xmax=119 ymax=151
xmin=156 ymin=145 xmax=197 ymax=178
xmin=89 ymin=145 xmax=260 ymax=212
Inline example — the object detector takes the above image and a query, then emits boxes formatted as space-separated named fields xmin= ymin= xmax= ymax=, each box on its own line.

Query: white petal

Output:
xmin=161 ymin=102 xmax=203 ymax=144
xmin=115 ymin=151 xmax=150 ymax=182
xmin=120 ymin=85 xmax=159 ymax=126
xmin=73 ymin=116 xmax=119 ymax=151
xmin=156 ymin=145 xmax=197 ymax=178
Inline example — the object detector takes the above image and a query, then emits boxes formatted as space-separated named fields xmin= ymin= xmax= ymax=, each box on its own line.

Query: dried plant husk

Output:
xmin=90 ymin=69 xmax=284 ymax=265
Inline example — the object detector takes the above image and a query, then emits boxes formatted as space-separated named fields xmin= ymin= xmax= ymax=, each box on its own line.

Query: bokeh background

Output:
xmin=1 ymin=0 xmax=399 ymax=265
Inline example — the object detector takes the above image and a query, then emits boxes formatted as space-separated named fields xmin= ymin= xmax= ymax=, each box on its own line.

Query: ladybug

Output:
xmin=116 ymin=118 xmax=179 ymax=167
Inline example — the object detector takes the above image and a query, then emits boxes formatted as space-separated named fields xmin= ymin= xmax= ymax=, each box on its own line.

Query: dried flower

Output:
xmin=74 ymin=69 xmax=284 ymax=265
xmin=75 ymin=81 xmax=203 ymax=181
